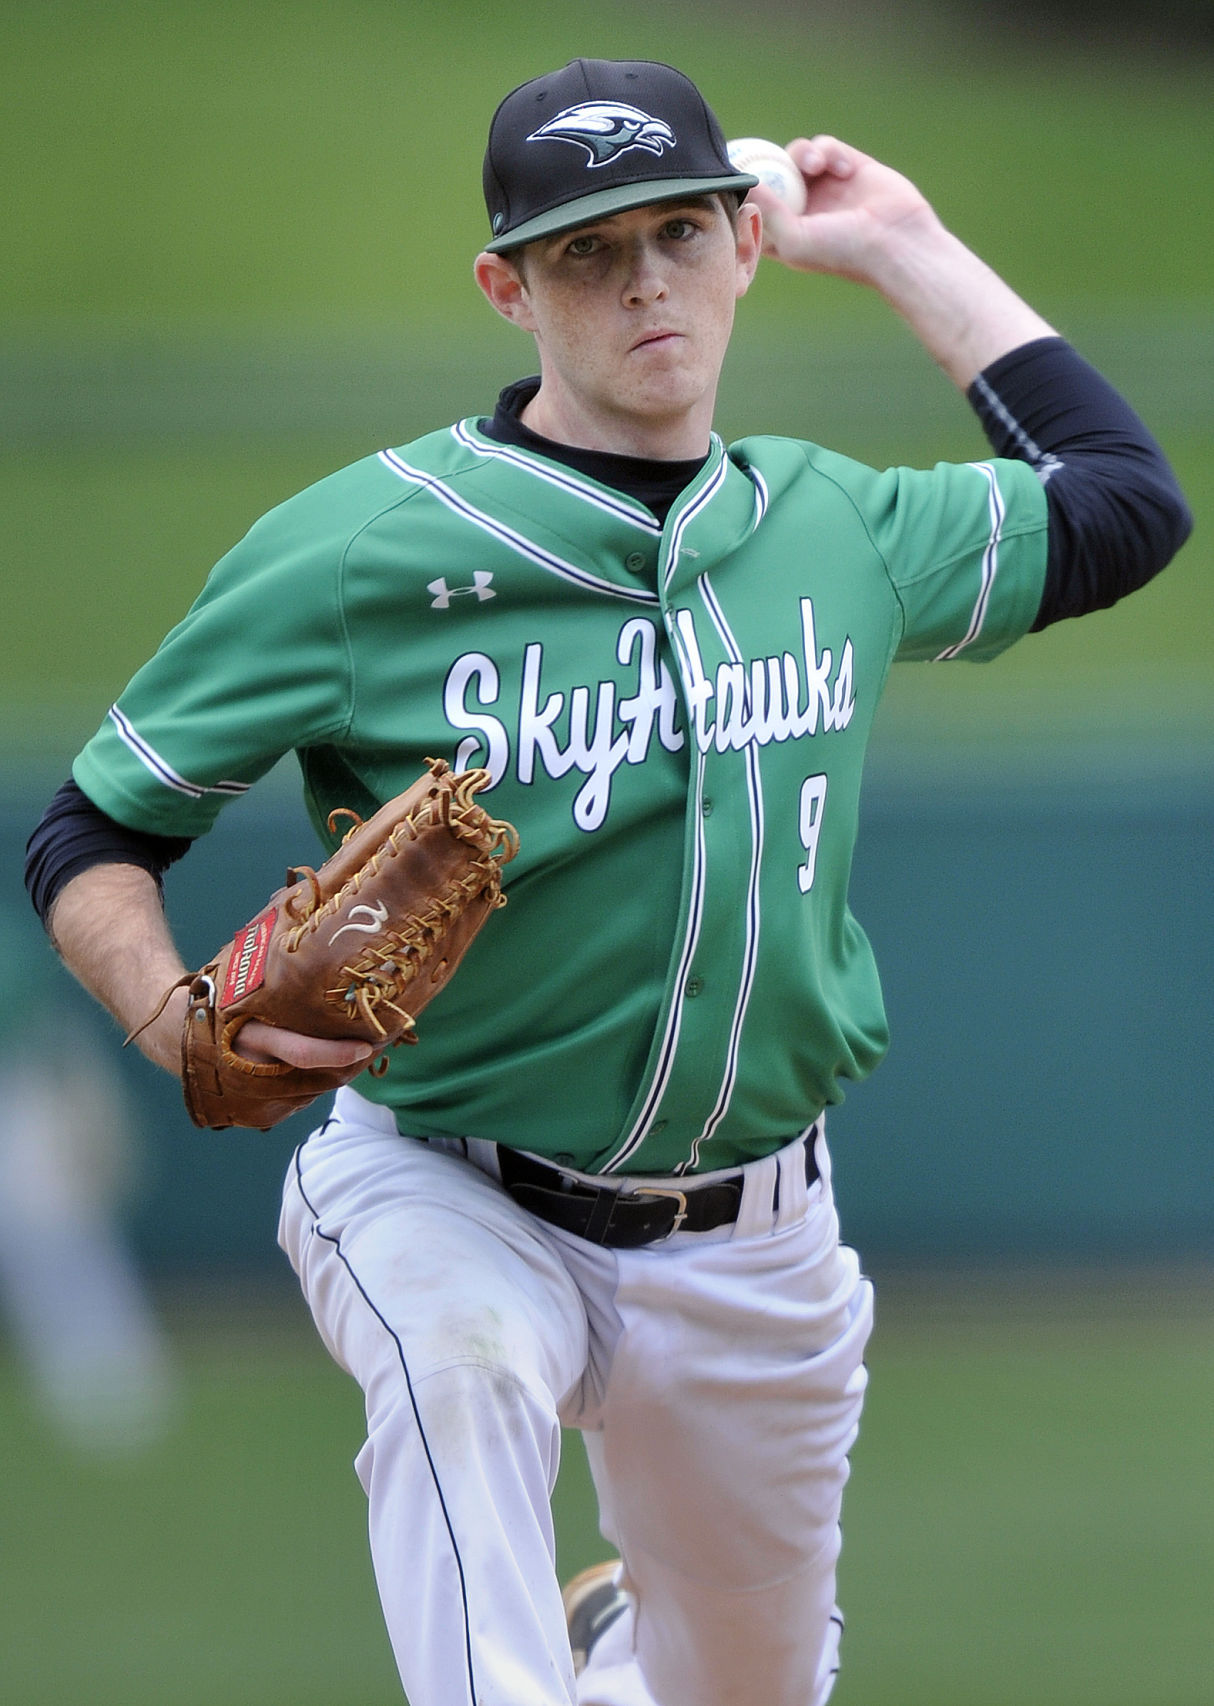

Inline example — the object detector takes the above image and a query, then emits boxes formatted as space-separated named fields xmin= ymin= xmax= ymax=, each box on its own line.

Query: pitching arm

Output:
xmin=749 ymin=136 xmax=1056 ymax=388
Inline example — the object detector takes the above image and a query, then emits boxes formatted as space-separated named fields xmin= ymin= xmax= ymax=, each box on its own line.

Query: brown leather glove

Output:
xmin=133 ymin=759 xmax=518 ymax=1132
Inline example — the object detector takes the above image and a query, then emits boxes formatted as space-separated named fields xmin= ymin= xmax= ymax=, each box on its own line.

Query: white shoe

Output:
xmin=562 ymin=1560 xmax=630 ymax=1676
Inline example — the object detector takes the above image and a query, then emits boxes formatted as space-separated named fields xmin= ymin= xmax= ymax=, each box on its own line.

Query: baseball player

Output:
xmin=27 ymin=57 xmax=1189 ymax=1706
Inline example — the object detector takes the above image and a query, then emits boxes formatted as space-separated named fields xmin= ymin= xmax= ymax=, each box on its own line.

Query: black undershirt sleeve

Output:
xmin=966 ymin=337 xmax=1192 ymax=629
xmin=25 ymin=777 xmax=193 ymax=930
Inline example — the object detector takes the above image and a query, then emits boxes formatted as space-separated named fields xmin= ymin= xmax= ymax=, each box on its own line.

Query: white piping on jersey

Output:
xmin=662 ymin=448 xmax=729 ymax=593
xmin=934 ymin=462 xmax=1006 ymax=660
xmin=107 ymin=705 xmax=250 ymax=799
xmin=605 ymin=455 xmax=765 ymax=1170
xmin=969 ymin=373 xmax=1062 ymax=485
xmin=679 ymin=575 xmax=765 ymax=1174
xmin=603 ymin=745 xmax=710 ymax=1173
xmin=449 ymin=421 xmax=663 ymax=535
xmin=378 ymin=448 xmax=659 ymax=605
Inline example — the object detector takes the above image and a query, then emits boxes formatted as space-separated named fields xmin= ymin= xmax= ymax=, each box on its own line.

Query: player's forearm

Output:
xmin=756 ymin=139 xmax=1057 ymax=391
xmin=864 ymin=211 xmax=1057 ymax=390
xmin=47 ymin=859 xmax=382 ymax=1081
xmin=48 ymin=862 xmax=189 ymax=1074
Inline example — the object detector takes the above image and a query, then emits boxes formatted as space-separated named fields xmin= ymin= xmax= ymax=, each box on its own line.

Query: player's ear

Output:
xmin=734 ymin=201 xmax=762 ymax=298
xmin=474 ymin=250 xmax=537 ymax=331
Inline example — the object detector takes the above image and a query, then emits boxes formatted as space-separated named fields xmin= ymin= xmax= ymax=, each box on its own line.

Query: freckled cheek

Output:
xmin=549 ymin=296 xmax=621 ymax=350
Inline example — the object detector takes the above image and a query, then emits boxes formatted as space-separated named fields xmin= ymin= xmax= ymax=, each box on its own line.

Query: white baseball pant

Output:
xmin=278 ymin=1087 xmax=873 ymax=1706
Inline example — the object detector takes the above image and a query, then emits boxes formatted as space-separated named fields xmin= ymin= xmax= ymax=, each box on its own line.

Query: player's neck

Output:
xmin=520 ymin=384 xmax=714 ymax=463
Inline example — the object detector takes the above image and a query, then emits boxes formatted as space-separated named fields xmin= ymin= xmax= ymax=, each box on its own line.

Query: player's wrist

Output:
xmin=129 ymin=982 xmax=192 ymax=1076
xmin=860 ymin=210 xmax=969 ymax=303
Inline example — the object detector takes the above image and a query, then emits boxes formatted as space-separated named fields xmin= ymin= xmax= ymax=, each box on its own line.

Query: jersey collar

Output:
xmin=453 ymin=416 xmax=664 ymax=537
xmin=659 ymin=438 xmax=771 ymax=600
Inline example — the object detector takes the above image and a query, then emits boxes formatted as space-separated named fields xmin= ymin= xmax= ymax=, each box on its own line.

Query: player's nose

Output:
xmin=621 ymin=238 xmax=670 ymax=304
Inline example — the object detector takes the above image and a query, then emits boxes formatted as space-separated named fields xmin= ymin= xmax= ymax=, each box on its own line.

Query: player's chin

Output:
xmin=623 ymin=353 xmax=712 ymax=409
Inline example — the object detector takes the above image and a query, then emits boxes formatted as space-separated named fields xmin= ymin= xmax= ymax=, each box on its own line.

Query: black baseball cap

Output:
xmin=482 ymin=58 xmax=758 ymax=253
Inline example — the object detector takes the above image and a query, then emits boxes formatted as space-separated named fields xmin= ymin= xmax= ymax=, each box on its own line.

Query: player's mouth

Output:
xmin=630 ymin=328 xmax=683 ymax=353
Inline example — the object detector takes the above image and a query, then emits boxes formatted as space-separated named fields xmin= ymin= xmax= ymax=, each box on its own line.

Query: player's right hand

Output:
xmin=752 ymin=135 xmax=937 ymax=284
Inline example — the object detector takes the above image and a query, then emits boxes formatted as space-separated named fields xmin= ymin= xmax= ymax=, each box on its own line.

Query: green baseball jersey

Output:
xmin=74 ymin=418 xmax=1047 ymax=1174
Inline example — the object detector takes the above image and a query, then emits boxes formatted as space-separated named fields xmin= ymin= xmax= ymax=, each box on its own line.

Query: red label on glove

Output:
xmin=221 ymin=908 xmax=277 ymax=1007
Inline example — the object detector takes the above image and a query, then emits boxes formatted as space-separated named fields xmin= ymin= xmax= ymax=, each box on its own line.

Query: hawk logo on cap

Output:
xmin=527 ymin=102 xmax=676 ymax=169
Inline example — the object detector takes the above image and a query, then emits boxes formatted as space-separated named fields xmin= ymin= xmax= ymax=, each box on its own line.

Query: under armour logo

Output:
xmin=527 ymin=102 xmax=677 ymax=169
xmin=428 ymin=572 xmax=496 ymax=609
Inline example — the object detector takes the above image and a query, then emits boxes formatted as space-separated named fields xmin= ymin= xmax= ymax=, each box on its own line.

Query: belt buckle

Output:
xmin=629 ymin=1185 xmax=688 ymax=1238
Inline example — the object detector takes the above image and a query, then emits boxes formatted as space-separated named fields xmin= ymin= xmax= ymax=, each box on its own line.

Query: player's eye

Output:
xmin=564 ymin=233 xmax=602 ymax=257
xmin=662 ymin=218 xmax=698 ymax=240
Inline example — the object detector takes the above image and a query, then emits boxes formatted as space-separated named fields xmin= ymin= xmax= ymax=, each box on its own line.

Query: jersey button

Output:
xmin=701 ymin=798 xmax=713 ymax=817
xmin=649 ymin=1120 xmax=667 ymax=1135
xmin=553 ymin=1152 xmax=575 ymax=1167
xmin=684 ymin=976 xmax=703 ymax=998
xmin=625 ymin=551 xmax=647 ymax=572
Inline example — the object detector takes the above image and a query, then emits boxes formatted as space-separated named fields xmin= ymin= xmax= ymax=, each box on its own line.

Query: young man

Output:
xmin=27 ymin=57 xmax=1190 ymax=1706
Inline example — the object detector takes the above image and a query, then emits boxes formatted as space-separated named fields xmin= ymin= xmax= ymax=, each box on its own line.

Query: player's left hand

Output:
xmin=749 ymin=136 xmax=938 ymax=286
xmin=232 ymin=1020 xmax=376 ymax=1071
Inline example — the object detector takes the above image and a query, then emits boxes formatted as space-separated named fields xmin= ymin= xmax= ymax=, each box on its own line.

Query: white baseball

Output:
xmin=726 ymin=137 xmax=808 ymax=214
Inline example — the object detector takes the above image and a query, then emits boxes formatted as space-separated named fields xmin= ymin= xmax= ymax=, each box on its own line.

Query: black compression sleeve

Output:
xmin=25 ymin=778 xmax=193 ymax=930
xmin=967 ymin=338 xmax=1192 ymax=630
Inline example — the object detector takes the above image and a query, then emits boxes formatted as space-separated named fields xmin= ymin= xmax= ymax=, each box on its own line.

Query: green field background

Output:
xmin=2 ymin=4 xmax=1211 ymax=1704
xmin=4 ymin=0 xmax=1212 ymax=746
xmin=2 ymin=1273 xmax=1211 ymax=1706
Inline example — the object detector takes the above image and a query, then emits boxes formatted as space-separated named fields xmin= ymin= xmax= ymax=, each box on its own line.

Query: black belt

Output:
xmin=497 ymin=1129 xmax=820 ymax=1249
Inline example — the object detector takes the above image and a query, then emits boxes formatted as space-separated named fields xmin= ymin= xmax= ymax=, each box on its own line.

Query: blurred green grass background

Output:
xmin=3 ymin=0 xmax=1211 ymax=753
xmin=3 ymin=5 xmax=1211 ymax=1704
xmin=2 ymin=1272 xmax=1210 ymax=1706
